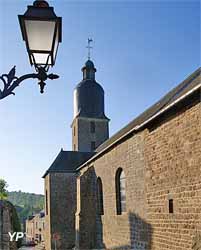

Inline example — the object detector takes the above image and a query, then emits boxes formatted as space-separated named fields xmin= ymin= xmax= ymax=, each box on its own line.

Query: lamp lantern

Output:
xmin=0 ymin=0 xmax=62 ymax=99
xmin=18 ymin=0 xmax=62 ymax=68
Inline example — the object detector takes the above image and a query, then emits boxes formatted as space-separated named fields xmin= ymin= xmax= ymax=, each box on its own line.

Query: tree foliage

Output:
xmin=8 ymin=191 xmax=44 ymax=209
xmin=7 ymin=191 xmax=44 ymax=229
xmin=0 ymin=178 xmax=8 ymax=200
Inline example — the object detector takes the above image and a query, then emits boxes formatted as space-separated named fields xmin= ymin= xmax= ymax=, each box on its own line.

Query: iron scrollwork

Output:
xmin=0 ymin=66 xmax=59 ymax=100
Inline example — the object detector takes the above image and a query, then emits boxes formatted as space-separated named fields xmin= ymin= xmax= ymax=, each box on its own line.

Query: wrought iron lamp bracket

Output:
xmin=0 ymin=66 xmax=59 ymax=100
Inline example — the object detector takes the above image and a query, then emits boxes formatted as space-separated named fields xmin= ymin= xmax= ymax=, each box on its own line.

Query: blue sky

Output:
xmin=0 ymin=0 xmax=200 ymax=194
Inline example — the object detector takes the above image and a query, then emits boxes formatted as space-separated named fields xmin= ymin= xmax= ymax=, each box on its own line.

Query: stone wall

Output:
xmin=76 ymin=131 xmax=152 ymax=250
xmin=44 ymin=174 xmax=51 ymax=250
xmin=0 ymin=201 xmax=18 ymax=250
xmin=72 ymin=117 xmax=109 ymax=152
xmin=76 ymin=90 xmax=200 ymax=249
xmin=145 ymin=95 xmax=201 ymax=250
xmin=45 ymin=172 xmax=77 ymax=250
xmin=75 ymin=167 xmax=97 ymax=249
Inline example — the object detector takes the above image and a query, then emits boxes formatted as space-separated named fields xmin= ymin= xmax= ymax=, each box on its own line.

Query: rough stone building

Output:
xmin=26 ymin=215 xmax=35 ymax=242
xmin=43 ymin=61 xmax=201 ymax=250
xmin=26 ymin=210 xmax=45 ymax=244
xmin=0 ymin=201 xmax=19 ymax=250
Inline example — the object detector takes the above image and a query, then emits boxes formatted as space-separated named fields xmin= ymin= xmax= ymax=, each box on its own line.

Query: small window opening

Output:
xmin=90 ymin=121 xmax=95 ymax=133
xmin=46 ymin=190 xmax=48 ymax=215
xmin=169 ymin=199 xmax=174 ymax=213
xmin=91 ymin=141 xmax=96 ymax=151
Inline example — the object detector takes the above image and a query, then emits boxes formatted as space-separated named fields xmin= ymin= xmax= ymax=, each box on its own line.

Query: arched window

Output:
xmin=116 ymin=168 xmax=126 ymax=215
xmin=97 ymin=177 xmax=104 ymax=215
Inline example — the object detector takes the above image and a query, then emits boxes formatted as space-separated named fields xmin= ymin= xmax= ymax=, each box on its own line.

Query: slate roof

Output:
xmin=42 ymin=150 xmax=95 ymax=178
xmin=74 ymin=79 xmax=109 ymax=120
xmin=96 ymin=67 xmax=201 ymax=153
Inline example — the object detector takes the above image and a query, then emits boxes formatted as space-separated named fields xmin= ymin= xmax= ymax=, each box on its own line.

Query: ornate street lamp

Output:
xmin=0 ymin=0 xmax=62 ymax=100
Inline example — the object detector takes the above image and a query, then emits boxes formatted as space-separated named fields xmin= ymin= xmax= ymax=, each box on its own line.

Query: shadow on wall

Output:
xmin=95 ymin=169 xmax=152 ymax=250
xmin=129 ymin=213 xmax=152 ymax=250
xmin=95 ymin=214 xmax=106 ymax=249
xmin=77 ymin=165 xmax=152 ymax=250
xmin=97 ymin=213 xmax=152 ymax=250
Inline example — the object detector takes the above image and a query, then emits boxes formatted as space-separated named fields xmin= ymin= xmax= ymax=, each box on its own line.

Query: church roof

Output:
xmin=73 ymin=59 xmax=109 ymax=120
xmin=74 ymin=79 xmax=109 ymax=119
xmin=77 ymin=67 xmax=201 ymax=170
xmin=42 ymin=150 xmax=95 ymax=178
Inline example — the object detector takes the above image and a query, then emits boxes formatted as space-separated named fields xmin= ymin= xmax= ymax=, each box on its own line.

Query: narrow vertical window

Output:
xmin=74 ymin=144 xmax=76 ymax=151
xmin=46 ymin=190 xmax=48 ymax=215
xmin=90 ymin=121 xmax=95 ymax=133
xmin=116 ymin=168 xmax=126 ymax=215
xmin=73 ymin=126 xmax=76 ymax=136
xmin=169 ymin=199 xmax=174 ymax=213
xmin=97 ymin=177 xmax=104 ymax=215
xmin=91 ymin=141 xmax=96 ymax=151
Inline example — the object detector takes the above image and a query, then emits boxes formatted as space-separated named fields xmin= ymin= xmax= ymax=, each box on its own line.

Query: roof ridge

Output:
xmin=147 ymin=67 xmax=201 ymax=117
xmin=96 ymin=67 xmax=201 ymax=153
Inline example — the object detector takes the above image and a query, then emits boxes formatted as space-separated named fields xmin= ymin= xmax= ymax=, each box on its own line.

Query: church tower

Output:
xmin=71 ymin=59 xmax=109 ymax=152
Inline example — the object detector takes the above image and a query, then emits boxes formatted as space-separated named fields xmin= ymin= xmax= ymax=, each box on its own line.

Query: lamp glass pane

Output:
xmin=24 ymin=20 xmax=56 ymax=51
xmin=32 ymin=53 xmax=51 ymax=65
xmin=53 ymin=26 xmax=59 ymax=63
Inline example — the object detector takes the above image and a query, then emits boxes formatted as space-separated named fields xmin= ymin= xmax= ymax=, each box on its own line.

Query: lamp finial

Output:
xmin=33 ymin=0 xmax=49 ymax=7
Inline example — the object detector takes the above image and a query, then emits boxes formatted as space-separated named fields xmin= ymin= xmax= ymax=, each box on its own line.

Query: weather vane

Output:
xmin=86 ymin=38 xmax=93 ymax=60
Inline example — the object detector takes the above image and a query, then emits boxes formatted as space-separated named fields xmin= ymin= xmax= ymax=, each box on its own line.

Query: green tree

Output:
xmin=0 ymin=178 xmax=8 ymax=200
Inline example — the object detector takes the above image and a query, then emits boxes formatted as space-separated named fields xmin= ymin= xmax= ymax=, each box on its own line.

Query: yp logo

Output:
xmin=8 ymin=232 xmax=24 ymax=241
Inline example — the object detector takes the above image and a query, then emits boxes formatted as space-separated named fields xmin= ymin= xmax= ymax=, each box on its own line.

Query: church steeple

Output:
xmin=71 ymin=42 xmax=109 ymax=152
xmin=73 ymin=59 xmax=108 ymax=120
